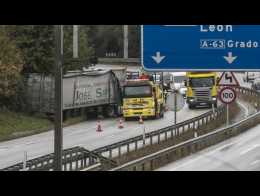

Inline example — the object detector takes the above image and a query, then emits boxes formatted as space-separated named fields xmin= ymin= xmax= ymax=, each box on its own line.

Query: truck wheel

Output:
xmin=104 ymin=105 xmax=116 ymax=118
xmin=189 ymin=105 xmax=194 ymax=110
xmin=116 ymin=105 xmax=123 ymax=117
xmin=160 ymin=105 xmax=164 ymax=118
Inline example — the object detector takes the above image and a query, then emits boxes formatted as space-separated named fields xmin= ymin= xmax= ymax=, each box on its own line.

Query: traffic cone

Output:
xmin=165 ymin=106 xmax=169 ymax=111
xmin=96 ymin=120 xmax=102 ymax=132
xmin=139 ymin=116 xmax=144 ymax=124
xmin=118 ymin=118 xmax=124 ymax=129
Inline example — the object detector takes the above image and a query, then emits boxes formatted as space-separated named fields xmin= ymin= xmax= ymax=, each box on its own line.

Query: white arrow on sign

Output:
xmin=223 ymin=52 xmax=237 ymax=64
xmin=151 ymin=52 xmax=166 ymax=64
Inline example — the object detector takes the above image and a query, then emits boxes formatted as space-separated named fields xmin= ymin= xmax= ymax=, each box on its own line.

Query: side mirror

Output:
xmin=216 ymin=77 xmax=220 ymax=84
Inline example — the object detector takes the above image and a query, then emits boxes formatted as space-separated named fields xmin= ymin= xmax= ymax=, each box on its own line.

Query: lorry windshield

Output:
xmin=174 ymin=76 xmax=186 ymax=83
xmin=190 ymin=77 xmax=214 ymax=88
xmin=124 ymin=85 xmax=152 ymax=98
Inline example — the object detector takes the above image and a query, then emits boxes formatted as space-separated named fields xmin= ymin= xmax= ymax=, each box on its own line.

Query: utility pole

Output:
xmin=54 ymin=25 xmax=63 ymax=171
xmin=226 ymin=104 xmax=229 ymax=126
xmin=174 ymin=89 xmax=177 ymax=125
xmin=73 ymin=25 xmax=79 ymax=59
xmin=123 ymin=25 xmax=128 ymax=59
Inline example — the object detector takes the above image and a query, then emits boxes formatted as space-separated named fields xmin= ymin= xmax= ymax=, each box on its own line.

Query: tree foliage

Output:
xmin=5 ymin=25 xmax=95 ymax=74
xmin=6 ymin=25 xmax=55 ymax=74
xmin=0 ymin=28 xmax=24 ymax=104
xmin=88 ymin=25 xmax=140 ymax=58
xmin=63 ymin=25 xmax=95 ymax=72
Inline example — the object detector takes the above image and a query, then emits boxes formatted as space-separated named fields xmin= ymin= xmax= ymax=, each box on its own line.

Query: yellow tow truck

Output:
xmin=185 ymin=72 xmax=218 ymax=109
xmin=122 ymin=79 xmax=165 ymax=119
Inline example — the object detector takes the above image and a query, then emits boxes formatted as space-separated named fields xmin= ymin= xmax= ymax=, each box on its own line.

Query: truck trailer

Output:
xmin=24 ymin=68 xmax=126 ymax=119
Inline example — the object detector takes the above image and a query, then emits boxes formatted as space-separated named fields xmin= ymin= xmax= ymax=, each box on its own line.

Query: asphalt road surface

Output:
xmin=0 ymin=92 xmax=209 ymax=169
xmin=157 ymin=122 xmax=260 ymax=171
xmin=157 ymin=72 xmax=260 ymax=171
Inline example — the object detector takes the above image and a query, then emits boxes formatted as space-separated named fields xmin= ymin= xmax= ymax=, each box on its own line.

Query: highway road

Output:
xmin=157 ymin=122 xmax=260 ymax=171
xmin=157 ymin=72 xmax=260 ymax=171
xmin=0 ymin=71 xmax=254 ymax=170
xmin=0 ymin=91 xmax=209 ymax=169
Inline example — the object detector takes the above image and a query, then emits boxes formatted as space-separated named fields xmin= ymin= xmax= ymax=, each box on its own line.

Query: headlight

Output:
xmin=190 ymin=99 xmax=194 ymax=102
xmin=212 ymin=97 xmax=217 ymax=101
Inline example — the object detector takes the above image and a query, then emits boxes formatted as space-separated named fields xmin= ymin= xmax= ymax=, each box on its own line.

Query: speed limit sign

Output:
xmin=219 ymin=87 xmax=237 ymax=104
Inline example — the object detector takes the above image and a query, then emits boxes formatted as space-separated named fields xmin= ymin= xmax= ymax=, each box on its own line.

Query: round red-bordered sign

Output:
xmin=219 ymin=87 xmax=237 ymax=104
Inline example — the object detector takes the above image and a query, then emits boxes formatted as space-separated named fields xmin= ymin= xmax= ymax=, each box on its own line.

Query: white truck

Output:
xmin=25 ymin=68 xmax=126 ymax=119
xmin=243 ymin=72 xmax=260 ymax=83
xmin=169 ymin=72 xmax=187 ymax=97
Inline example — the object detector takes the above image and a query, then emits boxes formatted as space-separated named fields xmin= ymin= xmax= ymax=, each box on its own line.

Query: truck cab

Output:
xmin=185 ymin=72 xmax=218 ymax=109
xmin=122 ymin=79 xmax=165 ymax=119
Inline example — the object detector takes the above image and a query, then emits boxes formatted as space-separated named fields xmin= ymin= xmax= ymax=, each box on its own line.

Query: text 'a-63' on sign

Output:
xmin=141 ymin=25 xmax=260 ymax=71
xmin=219 ymin=87 xmax=237 ymax=104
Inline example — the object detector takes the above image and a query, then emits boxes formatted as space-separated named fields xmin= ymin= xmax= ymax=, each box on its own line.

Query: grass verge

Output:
xmin=0 ymin=111 xmax=86 ymax=142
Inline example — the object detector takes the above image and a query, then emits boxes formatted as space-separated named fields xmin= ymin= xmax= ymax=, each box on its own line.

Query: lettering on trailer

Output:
xmin=217 ymin=72 xmax=240 ymax=87
xmin=141 ymin=25 xmax=260 ymax=71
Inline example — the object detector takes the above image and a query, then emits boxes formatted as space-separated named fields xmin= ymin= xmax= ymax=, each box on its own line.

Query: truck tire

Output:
xmin=104 ymin=105 xmax=116 ymax=118
xmin=160 ymin=105 xmax=164 ymax=118
xmin=153 ymin=104 xmax=160 ymax=119
xmin=189 ymin=104 xmax=194 ymax=110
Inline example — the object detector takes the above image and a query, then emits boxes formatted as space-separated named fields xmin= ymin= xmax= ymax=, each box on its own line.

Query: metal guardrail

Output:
xmin=110 ymin=87 xmax=260 ymax=171
xmin=1 ymin=146 xmax=117 ymax=171
xmin=110 ymin=110 xmax=260 ymax=171
xmin=93 ymin=106 xmax=226 ymax=160
xmin=234 ymin=86 xmax=260 ymax=110
xmin=2 ymin=86 xmax=257 ymax=171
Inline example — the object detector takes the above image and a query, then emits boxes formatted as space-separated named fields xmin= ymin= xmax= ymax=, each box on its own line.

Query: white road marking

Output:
xmin=240 ymin=144 xmax=260 ymax=155
xmin=25 ymin=142 xmax=35 ymax=145
xmin=0 ymin=147 xmax=8 ymax=152
xmin=236 ymin=100 xmax=249 ymax=117
xmin=250 ymin=160 xmax=260 ymax=166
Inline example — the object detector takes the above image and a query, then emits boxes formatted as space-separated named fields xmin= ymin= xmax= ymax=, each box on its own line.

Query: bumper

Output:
xmin=123 ymin=108 xmax=156 ymax=118
xmin=187 ymin=97 xmax=217 ymax=106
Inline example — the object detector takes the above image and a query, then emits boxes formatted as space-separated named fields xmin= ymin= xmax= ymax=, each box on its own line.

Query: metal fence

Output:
xmin=1 ymin=146 xmax=117 ymax=171
xmin=110 ymin=110 xmax=260 ymax=171
xmin=93 ymin=106 xmax=226 ymax=160
xmin=2 ymin=86 xmax=257 ymax=171
xmin=110 ymin=87 xmax=260 ymax=171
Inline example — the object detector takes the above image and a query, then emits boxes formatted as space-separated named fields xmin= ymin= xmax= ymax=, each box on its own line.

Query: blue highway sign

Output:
xmin=141 ymin=25 xmax=260 ymax=71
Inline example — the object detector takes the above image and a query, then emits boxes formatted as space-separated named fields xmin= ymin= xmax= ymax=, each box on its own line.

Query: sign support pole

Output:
xmin=226 ymin=104 xmax=229 ymax=126
xmin=123 ymin=25 xmax=128 ymax=59
xmin=73 ymin=25 xmax=79 ymax=59
xmin=23 ymin=151 xmax=27 ymax=170
xmin=174 ymin=89 xmax=177 ymax=126
xmin=212 ymin=103 xmax=215 ymax=118
xmin=143 ymin=125 xmax=146 ymax=146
